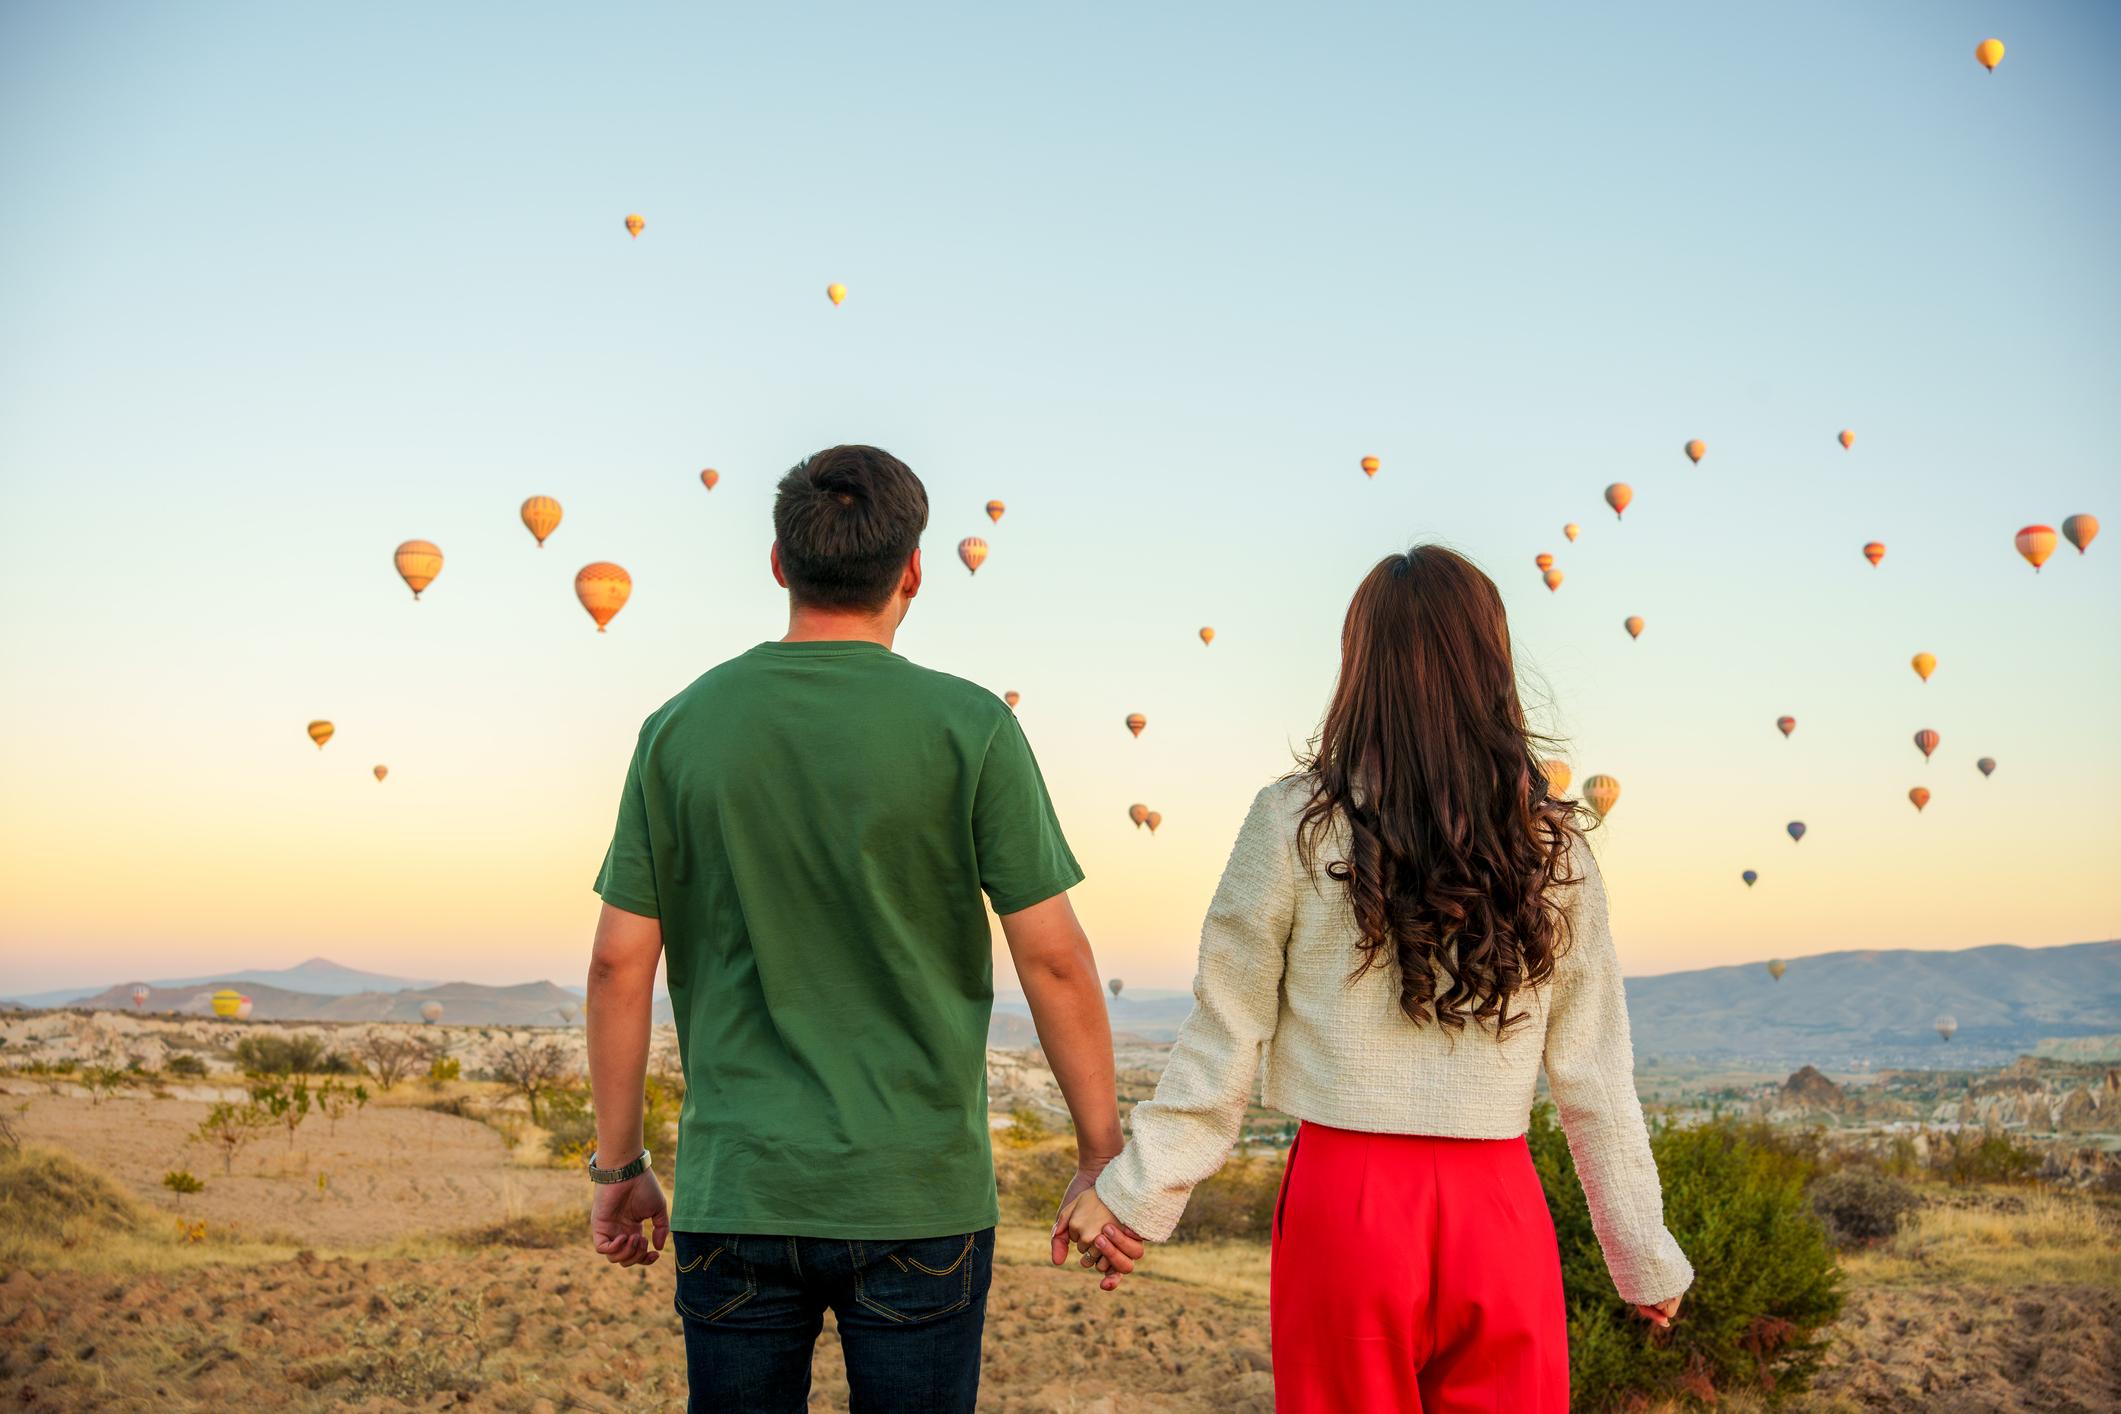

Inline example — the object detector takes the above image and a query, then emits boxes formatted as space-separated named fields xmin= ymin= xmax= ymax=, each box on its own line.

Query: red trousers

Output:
xmin=1270 ymin=1123 xmax=1569 ymax=1412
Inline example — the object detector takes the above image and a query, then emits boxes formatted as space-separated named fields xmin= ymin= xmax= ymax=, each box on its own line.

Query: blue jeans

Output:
xmin=672 ymin=1228 xmax=994 ymax=1413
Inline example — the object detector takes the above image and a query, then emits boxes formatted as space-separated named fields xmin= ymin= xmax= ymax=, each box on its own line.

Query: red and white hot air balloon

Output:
xmin=2015 ymin=525 xmax=2057 ymax=571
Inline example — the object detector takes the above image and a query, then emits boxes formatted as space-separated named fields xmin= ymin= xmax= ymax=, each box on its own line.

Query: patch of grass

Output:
xmin=1842 ymin=1186 xmax=2120 ymax=1289
xmin=459 ymin=1206 xmax=582 ymax=1250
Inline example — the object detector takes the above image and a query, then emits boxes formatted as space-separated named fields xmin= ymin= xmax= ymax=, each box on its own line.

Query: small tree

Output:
xmin=196 ymin=1101 xmax=270 ymax=1175
xmin=83 ymin=1064 xmax=127 ymax=1107
xmin=353 ymin=1032 xmax=430 ymax=1092
xmin=425 ymin=1055 xmax=461 ymax=1092
xmin=314 ymin=1079 xmax=369 ymax=1135
xmin=488 ymin=1037 xmax=573 ymax=1124
xmin=165 ymin=1053 xmax=208 ymax=1079
xmin=251 ymin=1077 xmax=312 ymax=1149
xmin=163 ymin=1169 xmax=205 ymax=1203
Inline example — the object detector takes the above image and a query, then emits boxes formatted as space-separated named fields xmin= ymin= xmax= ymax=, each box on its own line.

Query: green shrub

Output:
xmin=425 ymin=1056 xmax=462 ymax=1089
xmin=1809 ymin=1168 xmax=1919 ymax=1248
xmin=1171 ymin=1151 xmax=1282 ymax=1242
xmin=164 ymin=1053 xmax=208 ymax=1079
xmin=998 ymin=1107 xmax=1050 ymax=1148
xmin=1931 ymin=1130 xmax=2039 ymax=1186
xmin=1529 ymin=1106 xmax=1843 ymax=1409
xmin=162 ymin=1169 xmax=205 ymax=1197
xmin=233 ymin=1034 xmax=349 ymax=1076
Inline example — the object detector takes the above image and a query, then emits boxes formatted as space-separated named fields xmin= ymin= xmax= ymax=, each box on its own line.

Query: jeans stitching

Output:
xmin=853 ymin=1235 xmax=977 ymax=1323
xmin=674 ymin=1241 xmax=754 ymax=1324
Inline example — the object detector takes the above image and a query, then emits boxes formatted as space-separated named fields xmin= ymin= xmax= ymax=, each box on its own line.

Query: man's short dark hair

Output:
xmin=773 ymin=445 xmax=930 ymax=610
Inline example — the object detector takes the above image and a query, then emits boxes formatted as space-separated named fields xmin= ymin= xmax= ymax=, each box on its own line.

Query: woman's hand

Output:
xmin=1632 ymin=1294 xmax=1682 ymax=1329
xmin=1053 ymin=1180 xmax=1147 ymax=1290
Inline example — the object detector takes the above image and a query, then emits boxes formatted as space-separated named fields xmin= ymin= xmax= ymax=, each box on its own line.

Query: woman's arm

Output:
xmin=1543 ymin=843 xmax=1695 ymax=1307
xmin=1092 ymin=784 xmax=1297 ymax=1241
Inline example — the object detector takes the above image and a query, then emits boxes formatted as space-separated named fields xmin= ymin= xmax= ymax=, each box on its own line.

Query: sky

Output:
xmin=1 ymin=2 xmax=2116 ymax=997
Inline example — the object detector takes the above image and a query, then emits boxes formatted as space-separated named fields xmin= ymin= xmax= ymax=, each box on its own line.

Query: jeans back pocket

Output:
xmin=848 ymin=1229 xmax=993 ymax=1324
xmin=673 ymin=1233 xmax=757 ymax=1324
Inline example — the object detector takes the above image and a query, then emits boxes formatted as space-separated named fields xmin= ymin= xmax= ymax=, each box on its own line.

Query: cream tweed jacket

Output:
xmin=1095 ymin=777 xmax=1695 ymax=1306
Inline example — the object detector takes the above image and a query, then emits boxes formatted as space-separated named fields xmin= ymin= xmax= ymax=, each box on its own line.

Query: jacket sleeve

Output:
xmin=1542 ymin=842 xmax=1696 ymax=1306
xmin=1095 ymin=784 xmax=1296 ymax=1241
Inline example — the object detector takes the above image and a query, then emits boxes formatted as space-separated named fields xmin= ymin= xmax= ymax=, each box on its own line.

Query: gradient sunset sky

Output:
xmin=2 ymin=3 xmax=2115 ymax=997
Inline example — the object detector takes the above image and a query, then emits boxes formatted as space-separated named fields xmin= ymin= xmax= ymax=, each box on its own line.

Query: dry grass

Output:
xmin=1842 ymin=1185 xmax=2121 ymax=1288
xmin=995 ymin=1223 xmax=1272 ymax=1307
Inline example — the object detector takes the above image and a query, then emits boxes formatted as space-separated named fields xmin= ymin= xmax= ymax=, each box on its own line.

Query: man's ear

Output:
xmin=901 ymin=548 xmax=922 ymax=601
xmin=770 ymin=542 xmax=789 ymax=589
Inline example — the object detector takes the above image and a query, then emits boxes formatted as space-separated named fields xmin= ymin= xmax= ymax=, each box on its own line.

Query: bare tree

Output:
xmin=488 ymin=1037 xmax=574 ymax=1124
xmin=352 ymin=1031 xmax=431 ymax=1092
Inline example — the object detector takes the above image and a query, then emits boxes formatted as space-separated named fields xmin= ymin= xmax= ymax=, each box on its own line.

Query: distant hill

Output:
xmin=5 ymin=957 xmax=438 ymax=1008
xmin=63 ymin=977 xmax=586 ymax=1028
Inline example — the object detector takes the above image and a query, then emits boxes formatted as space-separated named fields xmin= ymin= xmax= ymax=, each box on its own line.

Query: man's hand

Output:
xmin=1052 ymin=1172 xmax=1146 ymax=1291
xmin=591 ymin=1169 xmax=670 ymax=1268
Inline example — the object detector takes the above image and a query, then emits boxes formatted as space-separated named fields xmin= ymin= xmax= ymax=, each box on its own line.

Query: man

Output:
xmin=584 ymin=444 xmax=1140 ymax=1412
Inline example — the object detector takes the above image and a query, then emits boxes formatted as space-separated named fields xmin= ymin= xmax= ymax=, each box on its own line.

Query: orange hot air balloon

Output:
xmin=1542 ymin=760 xmax=1572 ymax=796
xmin=1911 ymin=652 xmax=1936 ymax=683
xmin=1124 ymin=713 xmax=1146 ymax=738
xmin=1198 ymin=627 xmax=1215 ymax=646
xmin=1127 ymin=803 xmax=1149 ymax=829
xmin=1003 ymin=691 xmax=1020 ymax=709
xmin=2062 ymin=514 xmax=2099 ymax=554
xmin=393 ymin=540 xmax=443 ymax=600
xmin=1144 ymin=811 xmax=1162 ymax=834
xmin=624 ymin=213 xmax=644 ymax=238
xmin=1863 ymin=541 xmax=1886 ymax=567
xmin=1360 ymin=456 xmax=1380 ymax=478
xmin=574 ymin=562 xmax=633 ymax=632
xmin=1563 ymin=522 xmax=1581 ymax=543
xmin=520 ymin=496 xmax=562 ymax=548
xmin=699 ymin=468 xmax=720 ymax=491
xmin=1535 ymin=553 xmax=1554 ymax=572
xmin=307 ymin=720 xmax=334 ymax=750
xmin=826 ymin=282 xmax=848 ymax=306
xmin=1908 ymin=786 xmax=1931 ymax=812
xmin=373 ymin=764 xmax=388 ymax=782
xmin=1542 ymin=569 xmax=1564 ymax=592
xmin=1624 ymin=615 xmax=1644 ymax=640
xmin=958 ymin=538 xmax=988 ymax=574
xmin=985 ymin=500 xmax=1005 ymax=523
xmin=1604 ymin=483 xmax=1632 ymax=519
xmin=2015 ymin=525 xmax=2057 ymax=571
xmin=1683 ymin=439 xmax=1705 ymax=465
xmin=1839 ymin=429 xmax=1855 ymax=450
xmin=1913 ymin=728 xmax=1939 ymax=762
xmin=1975 ymin=37 xmax=2004 ymax=71
xmin=1777 ymin=715 xmax=1795 ymax=738
xmin=1583 ymin=774 xmax=1620 ymax=819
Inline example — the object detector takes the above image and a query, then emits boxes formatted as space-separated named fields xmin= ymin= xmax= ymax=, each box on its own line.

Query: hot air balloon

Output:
xmin=1108 ymin=978 xmax=1123 ymax=1000
xmin=1360 ymin=456 xmax=1380 ymax=478
xmin=958 ymin=538 xmax=988 ymax=574
xmin=1935 ymin=1014 xmax=1958 ymax=1043
xmin=211 ymin=989 xmax=243 ymax=1019
xmin=1604 ymin=483 xmax=1632 ymax=520
xmin=1745 ymin=873 xmax=1761 ymax=891
xmin=1199 ymin=627 xmax=1215 ymax=645
xmin=624 ymin=213 xmax=645 ymax=238
xmin=1777 ymin=716 xmax=1796 ymax=739
xmin=1542 ymin=569 xmax=1564 ymax=592
xmin=1563 ymin=523 xmax=1581 ymax=543
xmin=2015 ymin=525 xmax=2057 ymax=571
xmin=1624 ymin=615 xmax=1644 ymax=640
xmin=132 ymin=984 xmax=150 ymax=1008
xmin=1124 ymin=713 xmax=1146 ymax=738
xmin=1839 ymin=430 xmax=1855 ymax=450
xmin=560 ymin=1002 xmax=580 ymax=1025
xmin=1911 ymin=652 xmax=1936 ymax=683
xmin=1914 ymin=728 xmax=1939 ymax=763
xmin=1003 ymin=691 xmax=1020 ymax=709
xmin=421 ymin=1001 xmax=444 ymax=1025
xmin=574 ymin=562 xmax=633 ymax=632
xmin=1583 ymin=774 xmax=1620 ymax=819
xmin=1787 ymin=821 xmax=1806 ymax=843
xmin=307 ymin=720 xmax=335 ymax=750
xmin=1977 ymin=757 xmax=1996 ymax=777
xmin=1144 ymin=811 xmax=1162 ymax=834
xmin=1542 ymin=760 xmax=1572 ymax=796
xmin=2062 ymin=514 xmax=2099 ymax=554
xmin=520 ymin=496 xmax=562 ymax=548
xmin=1128 ymin=803 xmax=1149 ymax=829
xmin=1909 ymin=786 xmax=1931 ymax=812
xmin=826 ymin=282 xmax=847 ymax=306
xmin=1535 ymin=553 xmax=1554 ymax=571
xmin=1863 ymin=541 xmax=1886 ymax=568
xmin=234 ymin=996 xmax=253 ymax=1021
xmin=393 ymin=540 xmax=443 ymax=600
xmin=1975 ymin=38 xmax=2003 ymax=71
xmin=373 ymin=765 xmax=388 ymax=782
xmin=700 ymin=468 xmax=720 ymax=491
xmin=1766 ymin=957 xmax=1784 ymax=981
xmin=985 ymin=500 xmax=1005 ymax=523
xmin=1683 ymin=439 xmax=1705 ymax=466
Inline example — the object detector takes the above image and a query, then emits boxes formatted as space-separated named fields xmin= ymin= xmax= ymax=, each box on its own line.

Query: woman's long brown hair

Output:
xmin=1295 ymin=546 xmax=1585 ymax=1036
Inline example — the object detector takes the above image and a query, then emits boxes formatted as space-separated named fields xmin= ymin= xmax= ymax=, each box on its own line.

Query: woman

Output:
xmin=1061 ymin=546 xmax=1693 ymax=1411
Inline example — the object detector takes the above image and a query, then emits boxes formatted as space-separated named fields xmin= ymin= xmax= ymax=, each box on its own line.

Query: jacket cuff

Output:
xmin=1093 ymin=1151 xmax=1183 ymax=1243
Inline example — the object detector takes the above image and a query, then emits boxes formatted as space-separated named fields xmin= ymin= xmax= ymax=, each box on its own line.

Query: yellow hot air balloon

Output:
xmin=1563 ymin=522 xmax=1581 ymax=543
xmin=1624 ymin=615 xmax=1644 ymax=640
xmin=1767 ymin=958 xmax=1786 ymax=981
xmin=574 ymin=562 xmax=633 ymax=632
xmin=521 ymin=496 xmax=562 ymax=548
xmin=1124 ymin=713 xmax=1146 ymax=738
xmin=1003 ymin=691 xmax=1020 ymax=709
xmin=211 ymin=988 xmax=243 ymax=1019
xmin=373 ymin=764 xmax=388 ymax=782
xmin=1911 ymin=652 xmax=1936 ymax=683
xmin=1360 ymin=456 xmax=1380 ymax=478
xmin=1144 ymin=811 xmax=1162 ymax=834
xmin=958 ymin=538 xmax=988 ymax=574
xmin=624 ymin=213 xmax=645 ymax=238
xmin=985 ymin=500 xmax=1005 ymax=523
xmin=2015 ymin=524 xmax=2056 ymax=571
xmin=1605 ymin=483 xmax=1633 ymax=519
xmin=700 ymin=468 xmax=720 ymax=491
xmin=1542 ymin=759 xmax=1572 ymax=795
xmin=1863 ymin=541 xmax=1886 ymax=567
xmin=1128 ymin=803 xmax=1149 ymax=829
xmin=1542 ymin=568 xmax=1564 ymax=592
xmin=394 ymin=540 xmax=443 ymax=600
xmin=1535 ymin=553 xmax=1554 ymax=572
xmin=2062 ymin=514 xmax=2099 ymax=554
xmin=826 ymin=282 xmax=848 ymax=306
xmin=307 ymin=720 xmax=334 ymax=750
xmin=1683 ymin=439 xmax=1705 ymax=465
xmin=1975 ymin=37 xmax=2004 ymax=71
xmin=1839 ymin=429 xmax=1855 ymax=450
xmin=1583 ymin=774 xmax=1621 ymax=819
xmin=1199 ymin=626 xmax=1215 ymax=645
xmin=1908 ymin=786 xmax=1931 ymax=812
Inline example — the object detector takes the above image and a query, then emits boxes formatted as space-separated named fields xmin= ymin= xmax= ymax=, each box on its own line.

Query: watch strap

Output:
xmin=587 ymin=1148 xmax=651 ymax=1184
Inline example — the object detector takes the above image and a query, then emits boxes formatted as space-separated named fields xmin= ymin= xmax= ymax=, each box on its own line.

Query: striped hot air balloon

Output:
xmin=520 ymin=496 xmax=562 ymax=548
xmin=574 ymin=562 xmax=633 ymax=632
xmin=1914 ymin=728 xmax=1940 ymax=763
xmin=1583 ymin=774 xmax=1620 ymax=819
xmin=2015 ymin=525 xmax=2057 ymax=571
xmin=307 ymin=720 xmax=335 ymax=750
xmin=957 ymin=538 xmax=988 ymax=574
xmin=1863 ymin=541 xmax=1886 ymax=567
xmin=132 ymin=985 xmax=150 ymax=1008
xmin=394 ymin=540 xmax=444 ymax=599
xmin=1360 ymin=456 xmax=1380 ymax=478
xmin=1535 ymin=553 xmax=1554 ymax=571
xmin=1542 ymin=760 xmax=1572 ymax=796
xmin=985 ymin=500 xmax=1005 ymax=523
xmin=211 ymin=989 xmax=243 ymax=1019
xmin=1124 ymin=713 xmax=1146 ymax=738
xmin=2062 ymin=514 xmax=2099 ymax=555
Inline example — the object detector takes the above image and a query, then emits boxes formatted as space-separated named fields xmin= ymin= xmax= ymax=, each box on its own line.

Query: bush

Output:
xmin=994 ymin=1138 xmax=1079 ymax=1224
xmin=234 ymin=1034 xmax=350 ymax=1077
xmin=1931 ymin=1130 xmax=2039 ymax=1186
xmin=1529 ymin=1106 xmax=1844 ymax=1409
xmin=1810 ymin=1168 xmax=1920 ymax=1248
xmin=998 ymin=1107 xmax=1051 ymax=1148
xmin=162 ymin=1169 xmax=205 ymax=1197
xmin=1172 ymin=1151 xmax=1283 ymax=1242
xmin=164 ymin=1053 xmax=208 ymax=1079
xmin=425 ymin=1056 xmax=462 ymax=1089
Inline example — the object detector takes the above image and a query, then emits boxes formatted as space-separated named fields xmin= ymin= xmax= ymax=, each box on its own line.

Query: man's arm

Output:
xmin=585 ymin=901 xmax=669 ymax=1267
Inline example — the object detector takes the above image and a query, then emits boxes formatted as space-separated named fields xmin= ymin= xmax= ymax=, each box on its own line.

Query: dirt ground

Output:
xmin=1813 ymin=1281 xmax=2120 ymax=1413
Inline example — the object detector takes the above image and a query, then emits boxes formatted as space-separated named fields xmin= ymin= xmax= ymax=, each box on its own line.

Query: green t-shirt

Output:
xmin=594 ymin=639 xmax=1082 ymax=1238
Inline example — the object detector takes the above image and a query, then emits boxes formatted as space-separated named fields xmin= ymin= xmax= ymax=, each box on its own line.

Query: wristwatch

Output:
xmin=586 ymin=1148 xmax=652 ymax=1184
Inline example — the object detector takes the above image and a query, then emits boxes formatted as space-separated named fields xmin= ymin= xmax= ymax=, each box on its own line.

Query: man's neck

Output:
xmin=782 ymin=605 xmax=898 ymax=649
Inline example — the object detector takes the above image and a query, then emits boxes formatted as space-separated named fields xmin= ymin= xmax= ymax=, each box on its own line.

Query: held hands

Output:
xmin=1052 ymin=1168 xmax=1146 ymax=1291
xmin=591 ymin=1169 xmax=670 ymax=1268
xmin=1632 ymin=1295 xmax=1682 ymax=1329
